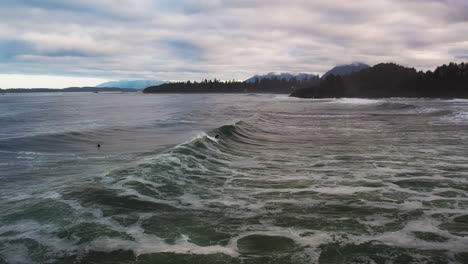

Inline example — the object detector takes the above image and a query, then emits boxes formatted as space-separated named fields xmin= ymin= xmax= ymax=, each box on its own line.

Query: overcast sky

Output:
xmin=1 ymin=0 xmax=467 ymax=88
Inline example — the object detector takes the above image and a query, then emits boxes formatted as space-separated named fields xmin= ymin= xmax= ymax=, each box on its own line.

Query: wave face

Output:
xmin=1 ymin=94 xmax=468 ymax=263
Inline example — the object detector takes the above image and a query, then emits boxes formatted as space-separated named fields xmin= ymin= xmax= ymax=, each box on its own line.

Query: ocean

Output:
xmin=0 ymin=93 xmax=467 ymax=263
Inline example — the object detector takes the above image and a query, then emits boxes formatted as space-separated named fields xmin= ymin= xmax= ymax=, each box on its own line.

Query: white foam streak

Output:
xmin=330 ymin=98 xmax=382 ymax=105
xmin=90 ymin=227 xmax=239 ymax=257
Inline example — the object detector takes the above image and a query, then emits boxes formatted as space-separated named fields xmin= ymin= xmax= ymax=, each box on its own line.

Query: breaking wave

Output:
xmin=1 ymin=97 xmax=468 ymax=263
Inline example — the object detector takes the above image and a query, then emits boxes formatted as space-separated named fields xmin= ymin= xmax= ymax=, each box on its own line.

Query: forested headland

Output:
xmin=143 ymin=77 xmax=319 ymax=94
xmin=291 ymin=62 xmax=468 ymax=98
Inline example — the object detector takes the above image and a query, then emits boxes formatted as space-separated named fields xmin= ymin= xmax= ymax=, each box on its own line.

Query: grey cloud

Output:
xmin=393 ymin=0 xmax=468 ymax=23
xmin=0 ymin=0 xmax=467 ymax=81
xmin=9 ymin=0 xmax=157 ymax=20
xmin=0 ymin=39 xmax=35 ymax=60
xmin=449 ymin=48 xmax=468 ymax=59
xmin=161 ymin=39 xmax=203 ymax=61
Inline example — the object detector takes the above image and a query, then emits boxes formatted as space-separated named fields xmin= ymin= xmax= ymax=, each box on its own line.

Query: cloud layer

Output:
xmin=1 ymin=0 xmax=467 ymax=84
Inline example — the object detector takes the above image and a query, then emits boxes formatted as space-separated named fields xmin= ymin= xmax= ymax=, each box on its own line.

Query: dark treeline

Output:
xmin=143 ymin=77 xmax=319 ymax=94
xmin=1 ymin=87 xmax=137 ymax=93
xmin=291 ymin=62 xmax=468 ymax=98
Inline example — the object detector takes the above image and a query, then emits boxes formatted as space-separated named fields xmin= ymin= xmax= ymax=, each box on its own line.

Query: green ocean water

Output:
xmin=0 ymin=94 xmax=467 ymax=263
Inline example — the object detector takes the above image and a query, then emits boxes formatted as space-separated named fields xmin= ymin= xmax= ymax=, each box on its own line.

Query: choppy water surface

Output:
xmin=1 ymin=93 xmax=467 ymax=263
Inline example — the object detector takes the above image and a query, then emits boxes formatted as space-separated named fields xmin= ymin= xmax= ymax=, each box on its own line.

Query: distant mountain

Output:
xmin=96 ymin=80 xmax=168 ymax=89
xmin=245 ymin=72 xmax=318 ymax=83
xmin=322 ymin=63 xmax=370 ymax=78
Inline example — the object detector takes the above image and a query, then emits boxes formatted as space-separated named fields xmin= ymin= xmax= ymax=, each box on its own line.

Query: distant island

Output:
xmin=0 ymin=87 xmax=138 ymax=93
xmin=143 ymin=76 xmax=320 ymax=94
xmin=143 ymin=65 xmax=365 ymax=94
xmin=143 ymin=62 xmax=468 ymax=98
xmin=291 ymin=62 xmax=468 ymax=99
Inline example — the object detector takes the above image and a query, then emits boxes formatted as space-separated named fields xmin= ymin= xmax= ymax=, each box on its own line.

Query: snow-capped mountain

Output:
xmin=245 ymin=72 xmax=318 ymax=83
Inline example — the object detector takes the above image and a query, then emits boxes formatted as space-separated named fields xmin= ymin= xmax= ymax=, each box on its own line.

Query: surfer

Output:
xmin=97 ymin=143 xmax=101 ymax=149
xmin=215 ymin=135 xmax=219 ymax=139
